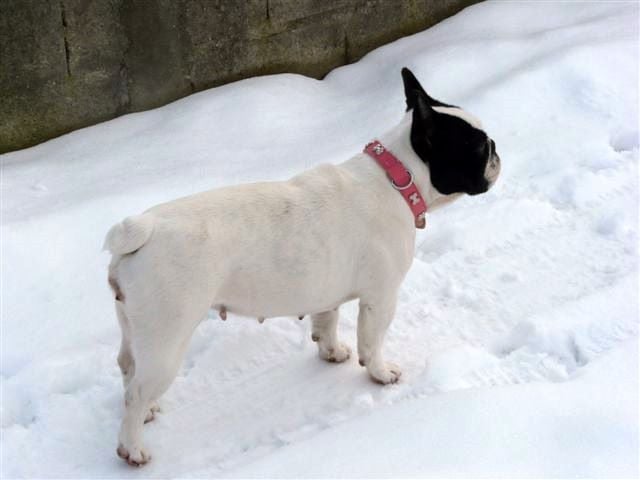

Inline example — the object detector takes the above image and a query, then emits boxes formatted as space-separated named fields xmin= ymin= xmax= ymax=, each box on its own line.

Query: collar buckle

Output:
xmin=364 ymin=140 xmax=428 ymax=230
xmin=390 ymin=171 xmax=414 ymax=191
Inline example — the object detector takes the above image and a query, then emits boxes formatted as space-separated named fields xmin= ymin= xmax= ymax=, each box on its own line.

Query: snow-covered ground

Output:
xmin=2 ymin=1 xmax=638 ymax=477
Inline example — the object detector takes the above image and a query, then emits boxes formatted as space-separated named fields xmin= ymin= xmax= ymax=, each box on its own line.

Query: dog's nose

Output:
xmin=489 ymin=152 xmax=500 ymax=169
xmin=486 ymin=151 xmax=501 ymax=187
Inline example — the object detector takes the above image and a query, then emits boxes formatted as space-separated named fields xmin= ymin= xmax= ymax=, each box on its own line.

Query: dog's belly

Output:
xmin=213 ymin=266 xmax=357 ymax=318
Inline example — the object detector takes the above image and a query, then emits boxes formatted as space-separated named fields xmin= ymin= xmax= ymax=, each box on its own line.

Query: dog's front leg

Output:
xmin=311 ymin=309 xmax=351 ymax=363
xmin=357 ymin=296 xmax=401 ymax=384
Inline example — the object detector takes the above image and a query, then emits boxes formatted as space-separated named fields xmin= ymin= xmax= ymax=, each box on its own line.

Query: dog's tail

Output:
xmin=103 ymin=214 xmax=155 ymax=255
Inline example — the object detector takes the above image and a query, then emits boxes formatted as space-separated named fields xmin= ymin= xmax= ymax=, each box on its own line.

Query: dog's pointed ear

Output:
xmin=412 ymin=91 xmax=436 ymax=143
xmin=402 ymin=67 xmax=428 ymax=112
xmin=402 ymin=67 xmax=453 ymax=110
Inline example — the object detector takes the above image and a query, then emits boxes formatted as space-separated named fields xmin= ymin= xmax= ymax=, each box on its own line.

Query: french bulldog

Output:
xmin=105 ymin=67 xmax=500 ymax=465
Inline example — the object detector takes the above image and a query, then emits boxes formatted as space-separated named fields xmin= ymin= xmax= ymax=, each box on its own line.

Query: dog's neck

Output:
xmin=371 ymin=112 xmax=462 ymax=212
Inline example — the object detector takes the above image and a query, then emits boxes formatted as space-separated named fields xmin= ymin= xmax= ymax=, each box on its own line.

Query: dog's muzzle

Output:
xmin=484 ymin=151 xmax=500 ymax=188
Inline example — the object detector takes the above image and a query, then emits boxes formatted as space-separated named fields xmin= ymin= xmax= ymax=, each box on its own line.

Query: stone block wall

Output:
xmin=0 ymin=0 xmax=480 ymax=154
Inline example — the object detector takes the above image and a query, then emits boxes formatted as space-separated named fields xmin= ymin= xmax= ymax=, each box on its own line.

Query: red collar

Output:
xmin=364 ymin=140 xmax=427 ymax=229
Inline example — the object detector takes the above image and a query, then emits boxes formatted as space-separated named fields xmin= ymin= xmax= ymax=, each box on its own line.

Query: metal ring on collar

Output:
xmin=391 ymin=171 xmax=414 ymax=190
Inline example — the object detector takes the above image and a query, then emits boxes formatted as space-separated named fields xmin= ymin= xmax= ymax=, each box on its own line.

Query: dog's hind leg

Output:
xmin=115 ymin=300 xmax=135 ymax=388
xmin=116 ymin=302 xmax=207 ymax=466
xmin=116 ymin=299 xmax=160 ymax=424
xmin=117 ymin=335 xmax=188 ymax=465
xmin=311 ymin=308 xmax=351 ymax=363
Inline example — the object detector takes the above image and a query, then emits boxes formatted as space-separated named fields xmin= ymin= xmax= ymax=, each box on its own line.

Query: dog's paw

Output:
xmin=319 ymin=342 xmax=351 ymax=363
xmin=144 ymin=402 xmax=161 ymax=424
xmin=367 ymin=362 xmax=402 ymax=385
xmin=117 ymin=443 xmax=151 ymax=467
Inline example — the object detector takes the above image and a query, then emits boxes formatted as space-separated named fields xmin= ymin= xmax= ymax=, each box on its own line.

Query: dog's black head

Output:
xmin=402 ymin=67 xmax=500 ymax=195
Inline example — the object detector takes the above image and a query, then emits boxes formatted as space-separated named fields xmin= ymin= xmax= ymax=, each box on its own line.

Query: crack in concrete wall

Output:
xmin=60 ymin=1 xmax=71 ymax=77
xmin=115 ymin=0 xmax=131 ymax=116
xmin=344 ymin=32 xmax=350 ymax=64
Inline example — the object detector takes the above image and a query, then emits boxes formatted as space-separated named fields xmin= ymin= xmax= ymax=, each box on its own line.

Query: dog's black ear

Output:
xmin=412 ymin=90 xmax=436 ymax=145
xmin=402 ymin=67 xmax=454 ymax=110
xmin=402 ymin=67 xmax=428 ymax=112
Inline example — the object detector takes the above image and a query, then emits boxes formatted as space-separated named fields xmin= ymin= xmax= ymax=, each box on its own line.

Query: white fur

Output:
xmin=105 ymin=109 xmax=498 ymax=465
xmin=434 ymin=106 xmax=483 ymax=129
xmin=104 ymin=214 xmax=154 ymax=255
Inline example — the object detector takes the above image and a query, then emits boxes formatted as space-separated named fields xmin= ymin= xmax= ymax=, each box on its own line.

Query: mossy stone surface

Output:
xmin=0 ymin=0 xmax=480 ymax=154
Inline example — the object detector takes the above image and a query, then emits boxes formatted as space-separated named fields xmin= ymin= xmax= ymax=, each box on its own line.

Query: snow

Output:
xmin=1 ymin=0 xmax=638 ymax=477
xmin=227 ymin=340 xmax=638 ymax=479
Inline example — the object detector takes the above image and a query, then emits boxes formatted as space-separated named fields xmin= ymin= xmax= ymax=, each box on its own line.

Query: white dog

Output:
xmin=105 ymin=68 xmax=500 ymax=465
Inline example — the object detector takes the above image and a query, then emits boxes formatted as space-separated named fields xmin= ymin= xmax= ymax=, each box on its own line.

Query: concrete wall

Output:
xmin=0 ymin=0 xmax=480 ymax=154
